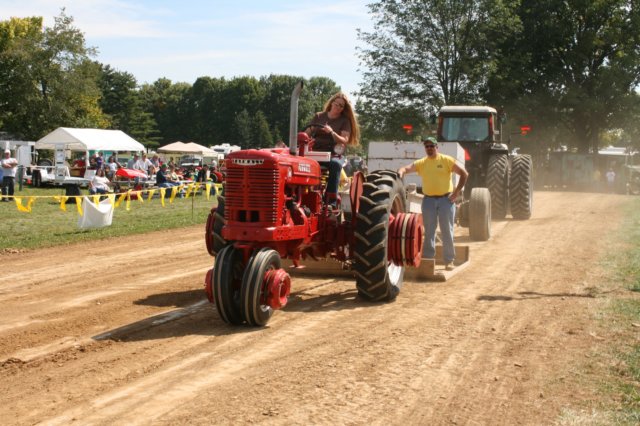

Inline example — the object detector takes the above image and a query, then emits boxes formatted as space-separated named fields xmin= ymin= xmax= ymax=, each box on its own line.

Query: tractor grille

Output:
xmin=225 ymin=167 xmax=279 ymax=223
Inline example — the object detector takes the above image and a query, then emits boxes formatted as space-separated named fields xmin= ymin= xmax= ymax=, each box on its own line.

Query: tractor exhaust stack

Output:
xmin=288 ymin=80 xmax=304 ymax=156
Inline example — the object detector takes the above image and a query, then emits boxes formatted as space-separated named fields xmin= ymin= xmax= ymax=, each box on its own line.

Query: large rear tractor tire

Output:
xmin=509 ymin=154 xmax=533 ymax=220
xmin=487 ymin=154 xmax=509 ymax=219
xmin=469 ymin=187 xmax=491 ymax=241
xmin=241 ymin=248 xmax=281 ymax=326
xmin=205 ymin=189 xmax=227 ymax=256
xmin=353 ymin=171 xmax=407 ymax=301
xmin=212 ymin=245 xmax=244 ymax=325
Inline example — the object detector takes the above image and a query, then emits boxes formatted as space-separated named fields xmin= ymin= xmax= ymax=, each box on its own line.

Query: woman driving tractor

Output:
xmin=306 ymin=92 xmax=360 ymax=207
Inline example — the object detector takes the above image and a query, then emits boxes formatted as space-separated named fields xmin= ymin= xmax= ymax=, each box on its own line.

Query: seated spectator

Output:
xmin=151 ymin=153 xmax=161 ymax=171
xmin=156 ymin=164 xmax=178 ymax=188
xmin=89 ymin=168 xmax=112 ymax=194
xmin=211 ymin=165 xmax=223 ymax=183
xmin=196 ymin=164 xmax=217 ymax=195
xmin=136 ymin=153 xmax=156 ymax=177
xmin=127 ymin=153 xmax=139 ymax=169
xmin=96 ymin=151 xmax=105 ymax=171
xmin=196 ymin=164 xmax=210 ymax=183
xmin=168 ymin=165 xmax=181 ymax=184
xmin=106 ymin=155 xmax=121 ymax=180
xmin=89 ymin=154 xmax=98 ymax=170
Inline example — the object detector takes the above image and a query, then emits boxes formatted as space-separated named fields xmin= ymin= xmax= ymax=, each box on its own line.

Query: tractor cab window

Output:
xmin=440 ymin=117 xmax=489 ymax=142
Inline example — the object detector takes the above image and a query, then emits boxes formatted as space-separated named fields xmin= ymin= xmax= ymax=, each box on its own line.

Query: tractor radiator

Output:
xmin=225 ymin=167 xmax=280 ymax=224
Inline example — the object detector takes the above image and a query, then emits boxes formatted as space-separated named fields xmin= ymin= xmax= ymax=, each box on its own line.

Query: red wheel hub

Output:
xmin=204 ymin=268 xmax=214 ymax=303
xmin=263 ymin=268 xmax=291 ymax=310
xmin=388 ymin=212 xmax=424 ymax=267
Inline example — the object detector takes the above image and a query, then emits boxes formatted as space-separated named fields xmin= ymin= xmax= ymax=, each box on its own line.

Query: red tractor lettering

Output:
xmin=204 ymin=82 xmax=424 ymax=326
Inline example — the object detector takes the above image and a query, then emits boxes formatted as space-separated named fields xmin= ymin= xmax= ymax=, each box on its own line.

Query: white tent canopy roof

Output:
xmin=36 ymin=127 xmax=145 ymax=152
xmin=159 ymin=141 xmax=217 ymax=156
xmin=158 ymin=141 xmax=189 ymax=153
xmin=184 ymin=142 xmax=217 ymax=156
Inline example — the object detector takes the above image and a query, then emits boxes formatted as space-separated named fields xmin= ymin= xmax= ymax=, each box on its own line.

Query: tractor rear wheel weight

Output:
xmin=241 ymin=248 xmax=281 ymax=326
xmin=509 ymin=154 xmax=533 ymax=220
xmin=487 ymin=154 xmax=509 ymax=220
xmin=212 ymin=245 xmax=245 ymax=325
xmin=353 ymin=172 xmax=407 ymax=302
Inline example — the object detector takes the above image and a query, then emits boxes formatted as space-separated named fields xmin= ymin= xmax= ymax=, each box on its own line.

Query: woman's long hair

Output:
xmin=322 ymin=92 xmax=360 ymax=146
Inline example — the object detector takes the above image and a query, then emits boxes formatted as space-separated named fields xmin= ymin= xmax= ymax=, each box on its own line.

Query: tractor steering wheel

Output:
xmin=301 ymin=123 xmax=325 ymax=136
xmin=301 ymin=124 xmax=345 ymax=156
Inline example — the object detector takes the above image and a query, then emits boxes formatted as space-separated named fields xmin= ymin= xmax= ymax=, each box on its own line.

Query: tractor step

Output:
xmin=281 ymin=244 xmax=469 ymax=282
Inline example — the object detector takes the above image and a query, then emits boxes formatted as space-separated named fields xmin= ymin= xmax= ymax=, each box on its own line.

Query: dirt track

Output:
xmin=0 ymin=190 xmax=632 ymax=425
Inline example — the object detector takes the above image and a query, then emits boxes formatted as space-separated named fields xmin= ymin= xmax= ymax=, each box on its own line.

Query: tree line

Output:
xmin=0 ymin=12 xmax=342 ymax=152
xmin=2 ymin=3 xmax=640 ymax=158
xmin=358 ymin=0 xmax=640 ymax=155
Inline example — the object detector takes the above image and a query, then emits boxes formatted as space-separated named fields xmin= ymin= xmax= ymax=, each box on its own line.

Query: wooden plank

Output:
xmin=281 ymin=244 xmax=470 ymax=282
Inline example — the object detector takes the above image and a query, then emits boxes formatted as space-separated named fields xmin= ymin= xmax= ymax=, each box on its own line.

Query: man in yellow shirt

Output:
xmin=398 ymin=137 xmax=468 ymax=270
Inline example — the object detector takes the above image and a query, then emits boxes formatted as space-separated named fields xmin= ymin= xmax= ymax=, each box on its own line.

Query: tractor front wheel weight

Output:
xmin=241 ymin=248 xmax=288 ymax=327
xmin=353 ymin=171 xmax=407 ymax=302
xmin=212 ymin=245 xmax=244 ymax=325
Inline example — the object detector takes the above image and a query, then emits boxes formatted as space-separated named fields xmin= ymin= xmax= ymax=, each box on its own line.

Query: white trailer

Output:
xmin=367 ymin=141 xmax=466 ymax=212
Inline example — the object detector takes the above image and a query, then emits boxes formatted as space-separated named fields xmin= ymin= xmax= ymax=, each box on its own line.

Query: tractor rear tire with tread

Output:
xmin=487 ymin=154 xmax=509 ymax=219
xmin=509 ymin=154 xmax=533 ymax=220
xmin=353 ymin=171 xmax=407 ymax=302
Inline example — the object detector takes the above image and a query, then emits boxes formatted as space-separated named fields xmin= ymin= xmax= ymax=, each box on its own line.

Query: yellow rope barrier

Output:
xmin=3 ymin=182 xmax=222 ymax=215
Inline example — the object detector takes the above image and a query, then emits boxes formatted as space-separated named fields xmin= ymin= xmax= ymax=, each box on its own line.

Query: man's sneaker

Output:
xmin=445 ymin=263 xmax=455 ymax=271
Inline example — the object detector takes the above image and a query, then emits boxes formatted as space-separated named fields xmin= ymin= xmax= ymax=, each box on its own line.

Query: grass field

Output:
xmin=603 ymin=197 xmax=640 ymax=422
xmin=0 ymin=185 xmax=217 ymax=250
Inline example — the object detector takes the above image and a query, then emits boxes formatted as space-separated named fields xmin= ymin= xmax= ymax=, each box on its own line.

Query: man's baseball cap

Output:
xmin=423 ymin=137 xmax=438 ymax=146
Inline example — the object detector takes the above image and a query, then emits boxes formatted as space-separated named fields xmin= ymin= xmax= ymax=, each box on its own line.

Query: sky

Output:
xmin=0 ymin=0 xmax=373 ymax=98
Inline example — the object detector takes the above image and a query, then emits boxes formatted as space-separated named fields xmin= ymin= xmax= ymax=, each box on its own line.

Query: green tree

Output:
xmin=357 ymin=0 xmax=520 ymax=132
xmin=251 ymin=110 xmax=273 ymax=149
xmin=97 ymin=64 xmax=160 ymax=148
xmin=489 ymin=0 xmax=640 ymax=153
xmin=0 ymin=11 xmax=106 ymax=140
xmin=139 ymin=78 xmax=192 ymax=146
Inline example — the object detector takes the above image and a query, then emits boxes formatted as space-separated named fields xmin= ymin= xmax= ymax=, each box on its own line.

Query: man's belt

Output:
xmin=424 ymin=192 xmax=451 ymax=198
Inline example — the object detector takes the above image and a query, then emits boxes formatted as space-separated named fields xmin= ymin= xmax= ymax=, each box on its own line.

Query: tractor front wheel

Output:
xmin=212 ymin=245 xmax=244 ymax=325
xmin=241 ymin=248 xmax=282 ymax=326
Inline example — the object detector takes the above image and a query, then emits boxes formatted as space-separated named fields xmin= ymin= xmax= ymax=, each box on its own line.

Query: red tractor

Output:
xmin=204 ymin=82 xmax=424 ymax=326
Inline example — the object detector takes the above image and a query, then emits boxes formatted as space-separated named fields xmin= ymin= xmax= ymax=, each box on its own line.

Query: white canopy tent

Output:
xmin=36 ymin=127 xmax=145 ymax=152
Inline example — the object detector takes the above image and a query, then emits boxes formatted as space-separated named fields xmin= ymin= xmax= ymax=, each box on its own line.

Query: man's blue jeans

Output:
xmin=421 ymin=195 xmax=456 ymax=264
